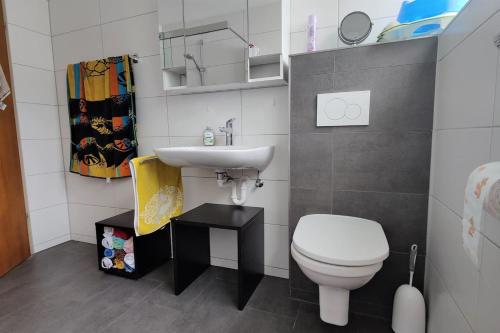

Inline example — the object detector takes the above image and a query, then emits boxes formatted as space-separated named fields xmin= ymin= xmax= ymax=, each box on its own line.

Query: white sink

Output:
xmin=154 ymin=145 xmax=275 ymax=171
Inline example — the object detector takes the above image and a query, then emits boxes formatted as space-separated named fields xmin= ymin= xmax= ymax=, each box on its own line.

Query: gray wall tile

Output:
xmin=290 ymin=73 xmax=333 ymax=134
xmin=289 ymin=187 xmax=332 ymax=234
xmin=332 ymin=64 xmax=436 ymax=132
xmin=334 ymin=37 xmax=437 ymax=73
xmin=333 ymin=191 xmax=428 ymax=253
xmin=290 ymin=52 xmax=334 ymax=79
xmin=290 ymin=133 xmax=333 ymax=191
xmin=332 ymin=131 xmax=432 ymax=194
xmin=289 ymin=38 xmax=436 ymax=319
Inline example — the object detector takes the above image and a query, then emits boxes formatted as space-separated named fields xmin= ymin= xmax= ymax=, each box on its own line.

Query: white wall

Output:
xmin=4 ymin=0 xmax=70 ymax=253
xmin=49 ymin=0 xmax=290 ymax=278
xmin=426 ymin=1 xmax=500 ymax=332
xmin=41 ymin=0 xmax=407 ymax=278
xmin=289 ymin=0 xmax=404 ymax=54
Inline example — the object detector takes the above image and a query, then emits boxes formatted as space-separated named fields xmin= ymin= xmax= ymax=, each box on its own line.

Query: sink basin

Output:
xmin=154 ymin=145 xmax=275 ymax=171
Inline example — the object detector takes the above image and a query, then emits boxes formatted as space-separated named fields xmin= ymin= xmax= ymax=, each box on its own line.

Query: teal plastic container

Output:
xmin=397 ymin=0 xmax=469 ymax=23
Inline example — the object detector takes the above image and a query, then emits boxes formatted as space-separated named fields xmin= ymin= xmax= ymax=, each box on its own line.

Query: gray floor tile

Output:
xmin=247 ymin=276 xmax=301 ymax=319
xmin=293 ymin=303 xmax=354 ymax=332
xmin=228 ymin=308 xmax=295 ymax=333
xmin=0 ymin=241 xmax=393 ymax=333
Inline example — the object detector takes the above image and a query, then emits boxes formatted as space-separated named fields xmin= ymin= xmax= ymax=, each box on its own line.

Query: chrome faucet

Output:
xmin=219 ymin=118 xmax=236 ymax=146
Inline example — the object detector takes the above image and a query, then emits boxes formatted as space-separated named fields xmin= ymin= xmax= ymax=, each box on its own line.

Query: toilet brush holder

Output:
xmin=392 ymin=244 xmax=426 ymax=333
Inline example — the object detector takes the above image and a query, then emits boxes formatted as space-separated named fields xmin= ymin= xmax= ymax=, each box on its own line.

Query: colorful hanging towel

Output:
xmin=130 ymin=156 xmax=183 ymax=236
xmin=67 ymin=55 xmax=137 ymax=178
xmin=462 ymin=162 xmax=500 ymax=267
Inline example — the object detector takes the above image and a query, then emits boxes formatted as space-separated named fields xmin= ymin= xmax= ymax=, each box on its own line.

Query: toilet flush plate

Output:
xmin=316 ymin=91 xmax=370 ymax=127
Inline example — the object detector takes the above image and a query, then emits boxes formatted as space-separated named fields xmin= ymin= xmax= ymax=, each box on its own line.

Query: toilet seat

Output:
xmin=293 ymin=214 xmax=389 ymax=267
xmin=291 ymin=243 xmax=383 ymax=278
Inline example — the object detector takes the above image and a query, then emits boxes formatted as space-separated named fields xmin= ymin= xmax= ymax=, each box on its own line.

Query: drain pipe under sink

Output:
xmin=231 ymin=177 xmax=248 ymax=205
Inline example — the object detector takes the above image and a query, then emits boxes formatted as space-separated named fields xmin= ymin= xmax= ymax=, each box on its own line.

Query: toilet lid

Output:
xmin=293 ymin=215 xmax=389 ymax=266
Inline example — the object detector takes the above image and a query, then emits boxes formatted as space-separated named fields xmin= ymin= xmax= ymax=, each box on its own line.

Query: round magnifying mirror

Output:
xmin=339 ymin=11 xmax=373 ymax=45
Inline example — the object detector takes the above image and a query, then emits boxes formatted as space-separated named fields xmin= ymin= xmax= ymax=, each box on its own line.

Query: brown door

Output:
xmin=0 ymin=1 xmax=30 ymax=276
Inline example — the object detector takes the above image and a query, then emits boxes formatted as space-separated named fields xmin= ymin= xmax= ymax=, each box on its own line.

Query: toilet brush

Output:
xmin=392 ymin=244 xmax=426 ymax=333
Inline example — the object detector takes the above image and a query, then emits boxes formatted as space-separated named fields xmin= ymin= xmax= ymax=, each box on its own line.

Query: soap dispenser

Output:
xmin=203 ymin=127 xmax=215 ymax=146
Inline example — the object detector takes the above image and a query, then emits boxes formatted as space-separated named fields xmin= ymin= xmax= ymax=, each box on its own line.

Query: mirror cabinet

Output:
xmin=158 ymin=0 xmax=289 ymax=94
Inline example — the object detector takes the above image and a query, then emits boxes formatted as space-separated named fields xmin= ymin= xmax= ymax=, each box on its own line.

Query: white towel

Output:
xmin=462 ymin=162 xmax=500 ymax=266
xmin=0 ymin=64 xmax=10 ymax=111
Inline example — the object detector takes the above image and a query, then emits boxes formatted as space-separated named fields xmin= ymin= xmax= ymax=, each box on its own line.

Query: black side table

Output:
xmin=171 ymin=203 xmax=264 ymax=310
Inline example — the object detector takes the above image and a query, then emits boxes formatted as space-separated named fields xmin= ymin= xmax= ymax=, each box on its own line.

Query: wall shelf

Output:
xmin=165 ymin=77 xmax=287 ymax=96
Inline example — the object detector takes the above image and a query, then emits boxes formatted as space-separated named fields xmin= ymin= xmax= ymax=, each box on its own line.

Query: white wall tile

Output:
xmin=427 ymin=198 xmax=480 ymax=324
xmin=249 ymin=1 xmax=281 ymax=34
xmin=101 ymin=12 xmax=159 ymax=58
xmin=68 ymin=203 xmax=118 ymax=239
xmin=211 ymin=257 xmax=238 ymax=269
xmin=133 ymin=55 xmax=164 ymax=98
xmin=49 ymin=0 xmax=100 ymax=35
xmin=242 ymin=135 xmax=289 ymax=181
xmin=167 ymin=91 xmax=242 ymax=137
xmin=242 ymin=87 xmax=289 ymax=135
xmin=434 ymin=12 xmax=500 ymax=130
xmin=137 ymin=136 xmax=170 ymax=156
xmin=476 ymin=239 xmax=500 ymax=333
xmin=290 ymin=0 xmax=339 ymax=32
xmin=66 ymin=173 xmax=115 ymax=207
xmin=25 ymin=172 xmax=67 ymax=211
xmin=8 ymin=24 xmax=54 ymax=71
xmin=55 ymin=70 xmax=67 ymax=106
xmin=112 ymin=178 xmax=135 ymax=210
xmin=264 ymin=266 xmax=289 ymax=279
xmin=495 ymin=52 xmax=500 ymax=127
xmin=290 ymin=25 xmax=338 ymax=54
xmin=99 ymin=0 xmax=157 ymax=24
xmin=437 ymin=0 xmax=500 ymax=60
xmin=58 ymin=105 xmax=70 ymax=139
xmin=62 ymin=140 xmax=71 ymax=171
xmin=4 ymin=0 xmax=51 ymax=35
xmin=29 ymin=204 xmax=70 ymax=249
xmin=491 ymin=128 xmax=500 ymax=161
xmin=338 ymin=0 xmax=402 ymax=20
xmin=244 ymin=180 xmax=289 ymax=226
xmin=11 ymin=65 xmax=57 ymax=105
xmin=430 ymin=128 xmax=491 ymax=216
xmin=210 ymin=228 xmax=238 ymax=260
xmin=136 ymin=97 xmax=169 ymax=137
xmin=425 ymin=261 xmax=474 ymax=333
xmin=264 ymin=224 xmax=289 ymax=269
xmin=52 ymin=26 xmax=103 ymax=70
xmin=182 ymin=177 xmax=233 ymax=212
xmin=16 ymin=103 xmax=60 ymax=139
xmin=21 ymin=139 xmax=64 ymax=175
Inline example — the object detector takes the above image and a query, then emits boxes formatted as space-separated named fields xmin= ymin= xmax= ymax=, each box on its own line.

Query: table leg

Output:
xmin=237 ymin=211 xmax=264 ymax=310
xmin=172 ymin=223 xmax=210 ymax=295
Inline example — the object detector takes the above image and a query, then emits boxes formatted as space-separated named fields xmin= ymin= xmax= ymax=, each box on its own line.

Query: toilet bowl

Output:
xmin=291 ymin=214 xmax=389 ymax=326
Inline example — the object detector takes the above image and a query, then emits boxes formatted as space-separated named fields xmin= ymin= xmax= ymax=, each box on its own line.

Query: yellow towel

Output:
xmin=130 ymin=156 xmax=183 ymax=236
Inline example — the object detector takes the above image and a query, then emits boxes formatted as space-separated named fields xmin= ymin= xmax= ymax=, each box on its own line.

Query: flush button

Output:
xmin=317 ymin=91 xmax=370 ymax=127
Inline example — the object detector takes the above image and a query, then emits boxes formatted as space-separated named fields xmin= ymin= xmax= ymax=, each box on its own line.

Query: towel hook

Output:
xmin=130 ymin=53 xmax=139 ymax=63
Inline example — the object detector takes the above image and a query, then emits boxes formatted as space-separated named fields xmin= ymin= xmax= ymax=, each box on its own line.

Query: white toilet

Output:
xmin=291 ymin=214 xmax=389 ymax=326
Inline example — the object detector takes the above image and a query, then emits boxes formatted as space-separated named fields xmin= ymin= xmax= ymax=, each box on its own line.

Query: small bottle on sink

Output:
xmin=203 ymin=127 xmax=215 ymax=146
